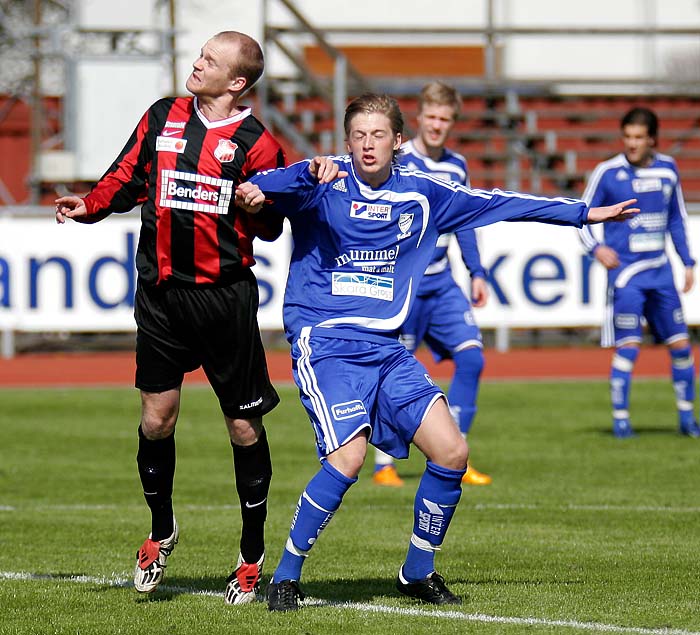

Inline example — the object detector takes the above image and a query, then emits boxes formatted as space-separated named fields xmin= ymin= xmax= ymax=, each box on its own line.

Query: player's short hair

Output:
xmin=344 ymin=93 xmax=404 ymax=160
xmin=418 ymin=81 xmax=462 ymax=117
xmin=621 ymin=107 xmax=659 ymax=141
xmin=344 ymin=93 xmax=404 ymax=137
xmin=215 ymin=31 xmax=265 ymax=93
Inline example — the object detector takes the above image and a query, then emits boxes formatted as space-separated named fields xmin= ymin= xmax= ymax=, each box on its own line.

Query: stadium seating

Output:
xmin=268 ymin=93 xmax=700 ymax=201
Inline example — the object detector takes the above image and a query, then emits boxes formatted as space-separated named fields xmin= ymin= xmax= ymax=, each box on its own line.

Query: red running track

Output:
xmin=0 ymin=347 xmax=672 ymax=387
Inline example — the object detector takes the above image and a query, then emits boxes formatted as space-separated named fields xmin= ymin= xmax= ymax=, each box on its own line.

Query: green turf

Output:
xmin=2 ymin=379 xmax=700 ymax=634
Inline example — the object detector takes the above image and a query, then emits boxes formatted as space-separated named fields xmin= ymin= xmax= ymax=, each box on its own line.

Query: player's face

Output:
xmin=416 ymin=103 xmax=457 ymax=152
xmin=346 ymin=112 xmax=402 ymax=187
xmin=186 ymin=37 xmax=240 ymax=99
xmin=622 ymin=123 xmax=655 ymax=167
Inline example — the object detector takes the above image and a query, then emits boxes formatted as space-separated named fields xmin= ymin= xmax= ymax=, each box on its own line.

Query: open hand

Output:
xmin=587 ymin=198 xmax=639 ymax=223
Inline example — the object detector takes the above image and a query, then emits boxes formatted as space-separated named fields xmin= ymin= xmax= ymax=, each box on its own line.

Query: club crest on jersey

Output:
xmin=214 ymin=139 xmax=238 ymax=163
xmin=397 ymin=212 xmax=413 ymax=239
xmin=350 ymin=201 xmax=392 ymax=221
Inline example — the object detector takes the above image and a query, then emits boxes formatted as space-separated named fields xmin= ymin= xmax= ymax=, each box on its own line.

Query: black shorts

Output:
xmin=134 ymin=271 xmax=279 ymax=419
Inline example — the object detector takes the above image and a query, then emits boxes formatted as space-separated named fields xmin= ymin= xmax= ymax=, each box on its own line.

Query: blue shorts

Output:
xmin=604 ymin=267 xmax=688 ymax=348
xmin=291 ymin=328 xmax=444 ymax=459
xmin=400 ymin=282 xmax=482 ymax=361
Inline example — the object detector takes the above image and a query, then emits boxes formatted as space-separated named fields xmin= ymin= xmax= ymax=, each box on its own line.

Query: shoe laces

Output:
xmin=277 ymin=580 xmax=305 ymax=603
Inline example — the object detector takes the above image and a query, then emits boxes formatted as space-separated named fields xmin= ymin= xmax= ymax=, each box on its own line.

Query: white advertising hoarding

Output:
xmin=0 ymin=216 xmax=697 ymax=333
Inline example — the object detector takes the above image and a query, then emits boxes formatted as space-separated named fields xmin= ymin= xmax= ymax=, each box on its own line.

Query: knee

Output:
xmin=140 ymin=408 xmax=178 ymax=440
xmin=453 ymin=346 xmax=484 ymax=378
xmin=227 ymin=417 xmax=263 ymax=446
xmin=436 ymin=435 xmax=469 ymax=471
xmin=326 ymin=435 xmax=368 ymax=479
xmin=612 ymin=346 xmax=639 ymax=371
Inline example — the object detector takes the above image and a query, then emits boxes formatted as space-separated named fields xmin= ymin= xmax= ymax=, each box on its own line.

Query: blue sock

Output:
xmin=447 ymin=347 xmax=484 ymax=435
xmin=273 ymin=460 xmax=356 ymax=583
xmin=610 ymin=347 xmax=638 ymax=423
xmin=670 ymin=346 xmax=695 ymax=425
xmin=402 ymin=461 xmax=465 ymax=582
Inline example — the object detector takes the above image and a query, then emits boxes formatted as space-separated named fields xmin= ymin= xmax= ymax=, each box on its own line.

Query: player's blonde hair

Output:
xmin=418 ymin=81 xmax=462 ymax=119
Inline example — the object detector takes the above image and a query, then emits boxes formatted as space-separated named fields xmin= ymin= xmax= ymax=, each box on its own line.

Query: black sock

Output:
xmin=232 ymin=426 xmax=272 ymax=564
xmin=137 ymin=425 xmax=175 ymax=541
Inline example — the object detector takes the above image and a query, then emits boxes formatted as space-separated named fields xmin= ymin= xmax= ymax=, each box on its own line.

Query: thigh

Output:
xmin=374 ymin=345 xmax=445 ymax=459
xmin=134 ymin=282 xmax=197 ymax=393
xmin=412 ymin=397 xmax=467 ymax=469
xmin=191 ymin=278 xmax=279 ymax=419
xmin=644 ymin=285 xmax=688 ymax=344
xmin=422 ymin=284 xmax=482 ymax=361
xmin=612 ymin=284 xmax=645 ymax=347
xmin=292 ymin=332 xmax=380 ymax=457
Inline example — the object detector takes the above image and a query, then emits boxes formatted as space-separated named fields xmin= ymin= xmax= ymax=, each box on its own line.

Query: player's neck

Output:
xmin=197 ymin=94 xmax=244 ymax=122
xmin=412 ymin=136 xmax=444 ymax=162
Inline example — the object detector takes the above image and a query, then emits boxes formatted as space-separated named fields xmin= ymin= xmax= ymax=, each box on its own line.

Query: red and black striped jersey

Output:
xmin=83 ymin=96 xmax=286 ymax=286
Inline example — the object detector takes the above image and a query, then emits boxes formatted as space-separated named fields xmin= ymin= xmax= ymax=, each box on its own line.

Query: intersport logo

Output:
xmin=350 ymin=201 xmax=392 ymax=221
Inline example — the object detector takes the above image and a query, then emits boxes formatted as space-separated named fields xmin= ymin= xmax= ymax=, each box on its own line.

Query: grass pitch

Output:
xmin=2 ymin=379 xmax=700 ymax=634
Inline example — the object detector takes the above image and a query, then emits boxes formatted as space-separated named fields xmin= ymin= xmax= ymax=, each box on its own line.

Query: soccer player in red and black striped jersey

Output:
xmin=56 ymin=31 xmax=285 ymax=604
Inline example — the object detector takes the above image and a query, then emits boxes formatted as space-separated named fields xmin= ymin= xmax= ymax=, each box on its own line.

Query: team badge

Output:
xmin=214 ymin=139 xmax=238 ymax=163
xmin=397 ymin=212 xmax=413 ymax=239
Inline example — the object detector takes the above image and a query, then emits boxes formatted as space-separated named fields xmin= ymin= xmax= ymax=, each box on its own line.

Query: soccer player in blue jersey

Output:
xmin=372 ymin=81 xmax=492 ymax=488
xmin=235 ymin=93 xmax=638 ymax=610
xmin=579 ymin=107 xmax=698 ymax=439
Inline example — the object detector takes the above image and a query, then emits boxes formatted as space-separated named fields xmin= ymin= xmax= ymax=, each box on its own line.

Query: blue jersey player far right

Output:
xmin=235 ymin=93 xmax=638 ymax=611
xmin=578 ymin=107 xmax=698 ymax=439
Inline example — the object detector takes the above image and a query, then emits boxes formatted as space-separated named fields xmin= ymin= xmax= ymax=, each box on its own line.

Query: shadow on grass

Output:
xmin=126 ymin=574 xmax=399 ymax=604
xmin=591 ymin=426 xmax=682 ymax=437
xmin=123 ymin=573 xmax=583 ymax=606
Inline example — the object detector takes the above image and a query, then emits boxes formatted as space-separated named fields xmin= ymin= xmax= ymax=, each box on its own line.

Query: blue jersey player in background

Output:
xmin=235 ymin=93 xmax=638 ymax=611
xmin=578 ymin=107 xmax=698 ymax=439
xmin=372 ymin=81 xmax=492 ymax=488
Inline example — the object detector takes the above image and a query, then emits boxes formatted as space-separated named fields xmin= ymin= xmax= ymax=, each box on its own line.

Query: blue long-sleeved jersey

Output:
xmin=250 ymin=156 xmax=588 ymax=343
xmin=398 ymin=140 xmax=485 ymax=295
xmin=578 ymin=152 xmax=694 ymax=287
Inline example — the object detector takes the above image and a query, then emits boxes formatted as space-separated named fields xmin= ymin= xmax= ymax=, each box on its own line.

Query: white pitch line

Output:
xmin=3 ymin=502 xmax=700 ymax=514
xmin=3 ymin=571 xmax=700 ymax=635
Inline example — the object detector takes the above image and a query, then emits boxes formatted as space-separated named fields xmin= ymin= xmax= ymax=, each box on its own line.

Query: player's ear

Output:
xmin=393 ymin=133 xmax=402 ymax=151
xmin=230 ymin=76 xmax=247 ymax=93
